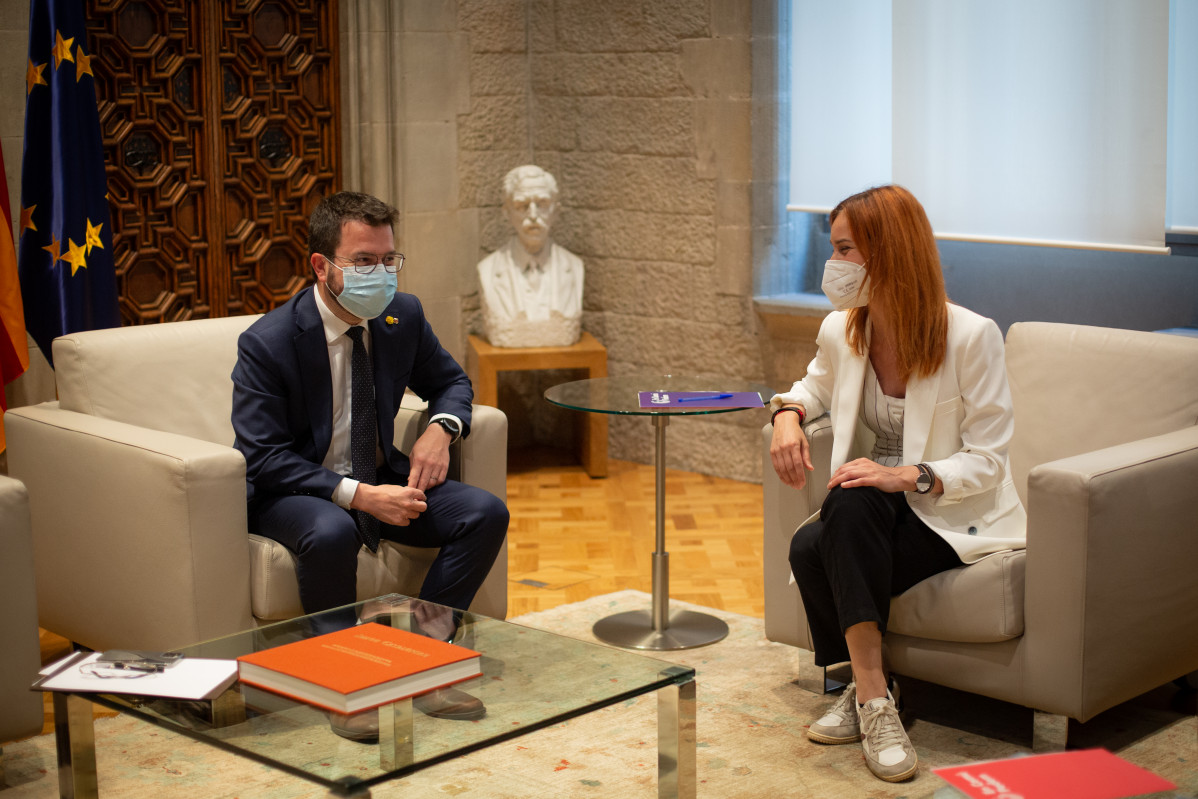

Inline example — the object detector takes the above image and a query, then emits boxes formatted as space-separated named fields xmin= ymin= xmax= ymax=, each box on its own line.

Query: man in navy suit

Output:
xmin=231 ymin=192 xmax=508 ymax=734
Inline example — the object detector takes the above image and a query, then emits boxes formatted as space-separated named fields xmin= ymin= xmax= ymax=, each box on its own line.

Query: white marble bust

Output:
xmin=478 ymin=165 xmax=584 ymax=348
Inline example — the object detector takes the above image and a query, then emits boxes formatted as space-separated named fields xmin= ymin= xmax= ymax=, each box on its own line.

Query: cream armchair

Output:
xmin=762 ymin=322 xmax=1198 ymax=748
xmin=6 ymin=315 xmax=508 ymax=653
xmin=0 ymin=475 xmax=44 ymax=749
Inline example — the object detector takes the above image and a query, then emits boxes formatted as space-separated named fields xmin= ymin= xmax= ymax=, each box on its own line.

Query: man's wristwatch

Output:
xmin=914 ymin=463 xmax=935 ymax=494
xmin=431 ymin=418 xmax=461 ymax=440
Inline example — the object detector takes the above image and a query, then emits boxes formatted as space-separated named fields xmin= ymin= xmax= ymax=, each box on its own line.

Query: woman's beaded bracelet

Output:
xmin=771 ymin=406 xmax=805 ymax=426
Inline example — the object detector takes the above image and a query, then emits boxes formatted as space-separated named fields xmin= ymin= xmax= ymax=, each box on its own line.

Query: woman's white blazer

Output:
xmin=771 ymin=304 xmax=1027 ymax=564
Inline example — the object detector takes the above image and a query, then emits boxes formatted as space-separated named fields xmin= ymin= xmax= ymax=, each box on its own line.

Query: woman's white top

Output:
xmin=862 ymin=359 xmax=905 ymax=468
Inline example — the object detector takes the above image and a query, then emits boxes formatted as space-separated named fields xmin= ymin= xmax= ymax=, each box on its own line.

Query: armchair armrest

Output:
xmin=761 ymin=414 xmax=833 ymax=646
xmin=5 ymin=403 xmax=253 ymax=651
xmin=392 ymin=397 xmax=509 ymax=618
xmin=0 ymin=474 xmax=44 ymax=743
xmin=1023 ymin=425 xmax=1198 ymax=720
xmin=392 ymin=398 xmax=508 ymax=504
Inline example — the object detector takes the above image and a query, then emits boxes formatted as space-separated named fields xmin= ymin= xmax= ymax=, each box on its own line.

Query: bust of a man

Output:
xmin=477 ymin=165 xmax=583 ymax=348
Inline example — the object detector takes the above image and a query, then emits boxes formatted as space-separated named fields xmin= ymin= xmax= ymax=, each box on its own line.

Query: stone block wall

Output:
xmin=453 ymin=0 xmax=772 ymax=482
xmin=340 ymin=1 xmax=478 ymax=369
xmin=0 ymin=0 xmax=24 ymax=219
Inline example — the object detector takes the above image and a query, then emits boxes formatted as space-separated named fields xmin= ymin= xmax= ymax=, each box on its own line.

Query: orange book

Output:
xmin=236 ymin=623 xmax=481 ymax=714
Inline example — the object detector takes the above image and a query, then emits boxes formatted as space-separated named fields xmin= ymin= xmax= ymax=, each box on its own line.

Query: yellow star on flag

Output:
xmin=84 ymin=219 xmax=104 ymax=255
xmin=26 ymin=60 xmax=47 ymax=95
xmin=42 ymin=233 xmax=63 ymax=264
xmin=20 ymin=204 xmax=38 ymax=237
xmin=75 ymin=47 xmax=93 ymax=82
xmin=53 ymin=31 xmax=75 ymax=70
xmin=63 ymin=237 xmax=88 ymax=276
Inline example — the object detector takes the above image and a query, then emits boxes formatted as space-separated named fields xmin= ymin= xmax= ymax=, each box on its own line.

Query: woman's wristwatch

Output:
xmin=914 ymin=463 xmax=935 ymax=494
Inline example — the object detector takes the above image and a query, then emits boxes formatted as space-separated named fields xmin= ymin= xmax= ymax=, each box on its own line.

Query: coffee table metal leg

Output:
xmin=210 ymin=688 xmax=248 ymax=727
xmin=593 ymin=416 xmax=729 ymax=650
xmin=378 ymin=699 xmax=414 ymax=770
xmin=53 ymin=693 xmax=98 ymax=799
xmin=328 ymin=781 xmax=373 ymax=797
xmin=657 ymin=671 xmax=696 ymax=799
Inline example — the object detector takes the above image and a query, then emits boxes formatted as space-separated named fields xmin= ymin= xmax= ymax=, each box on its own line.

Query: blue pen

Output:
xmin=677 ymin=393 xmax=734 ymax=402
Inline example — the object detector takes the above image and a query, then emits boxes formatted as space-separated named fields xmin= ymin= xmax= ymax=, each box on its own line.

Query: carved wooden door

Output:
xmin=87 ymin=0 xmax=340 ymax=323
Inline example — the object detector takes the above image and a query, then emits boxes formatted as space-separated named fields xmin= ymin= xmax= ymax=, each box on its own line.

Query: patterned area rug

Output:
xmin=4 ymin=591 xmax=1194 ymax=798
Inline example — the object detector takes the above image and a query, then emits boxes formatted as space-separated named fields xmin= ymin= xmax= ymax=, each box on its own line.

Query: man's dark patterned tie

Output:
xmin=346 ymin=326 xmax=380 ymax=552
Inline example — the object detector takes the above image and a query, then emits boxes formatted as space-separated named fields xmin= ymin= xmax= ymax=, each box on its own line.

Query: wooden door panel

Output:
xmin=91 ymin=0 xmax=211 ymax=322
xmin=87 ymin=0 xmax=339 ymax=323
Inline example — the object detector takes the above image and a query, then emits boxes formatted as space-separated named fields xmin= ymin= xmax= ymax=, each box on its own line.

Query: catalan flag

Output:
xmin=18 ymin=0 xmax=119 ymax=369
xmin=1 ymin=144 xmax=29 ymax=454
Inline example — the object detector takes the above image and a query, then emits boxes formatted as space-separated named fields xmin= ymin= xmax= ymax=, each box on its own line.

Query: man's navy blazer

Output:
xmin=231 ymin=286 xmax=473 ymax=504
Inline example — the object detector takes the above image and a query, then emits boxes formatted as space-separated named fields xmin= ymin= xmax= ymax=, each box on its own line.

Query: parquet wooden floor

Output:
xmin=34 ymin=448 xmax=765 ymax=736
xmin=505 ymin=448 xmax=765 ymax=618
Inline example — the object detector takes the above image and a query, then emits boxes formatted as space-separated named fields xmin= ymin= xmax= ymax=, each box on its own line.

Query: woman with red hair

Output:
xmin=769 ymin=185 xmax=1026 ymax=782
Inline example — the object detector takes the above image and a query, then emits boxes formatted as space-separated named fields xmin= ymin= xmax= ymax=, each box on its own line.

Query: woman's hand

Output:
xmin=770 ymin=412 xmax=814 ymax=490
xmin=829 ymin=459 xmax=921 ymax=494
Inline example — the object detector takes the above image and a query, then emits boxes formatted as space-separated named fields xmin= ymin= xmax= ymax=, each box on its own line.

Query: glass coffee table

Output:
xmin=50 ymin=596 xmax=697 ymax=797
xmin=546 ymin=375 xmax=772 ymax=651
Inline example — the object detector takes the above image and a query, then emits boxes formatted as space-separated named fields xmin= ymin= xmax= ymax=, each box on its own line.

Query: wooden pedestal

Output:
xmin=468 ymin=333 xmax=608 ymax=478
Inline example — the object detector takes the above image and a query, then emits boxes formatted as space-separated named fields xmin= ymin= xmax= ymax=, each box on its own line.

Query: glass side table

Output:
xmin=545 ymin=375 xmax=773 ymax=650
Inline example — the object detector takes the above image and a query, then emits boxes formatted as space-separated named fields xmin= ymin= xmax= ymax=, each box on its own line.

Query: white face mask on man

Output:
xmin=330 ymin=264 xmax=396 ymax=320
xmin=820 ymin=259 xmax=870 ymax=310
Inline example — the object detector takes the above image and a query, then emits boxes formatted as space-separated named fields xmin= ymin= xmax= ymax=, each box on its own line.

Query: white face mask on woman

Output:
xmin=820 ymin=259 xmax=870 ymax=310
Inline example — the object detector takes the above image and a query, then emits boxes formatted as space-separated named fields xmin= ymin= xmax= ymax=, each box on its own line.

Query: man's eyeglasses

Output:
xmin=325 ymin=253 xmax=405 ymax=274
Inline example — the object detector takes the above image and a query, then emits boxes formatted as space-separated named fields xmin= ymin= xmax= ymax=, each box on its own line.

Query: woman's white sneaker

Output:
xmin=807 ymin=682 xmax=861 ymax=744
xmin=858 ymin=691 xmax=918 ymax=782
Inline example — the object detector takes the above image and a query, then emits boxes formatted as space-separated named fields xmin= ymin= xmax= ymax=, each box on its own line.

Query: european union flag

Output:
xmin=17 ymin=0 xmax=119 ymax=367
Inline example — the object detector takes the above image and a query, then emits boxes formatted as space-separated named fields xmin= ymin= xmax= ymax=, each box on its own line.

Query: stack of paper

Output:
xmin=34 ymin=651 xmax=239 ymax=701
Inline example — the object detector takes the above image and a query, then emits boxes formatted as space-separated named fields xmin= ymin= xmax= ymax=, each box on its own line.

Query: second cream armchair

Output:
xmin=762 ymin=321 xmax=1198 ymax=748
xmin=6 ymin=315 xmax=509 ymax=653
